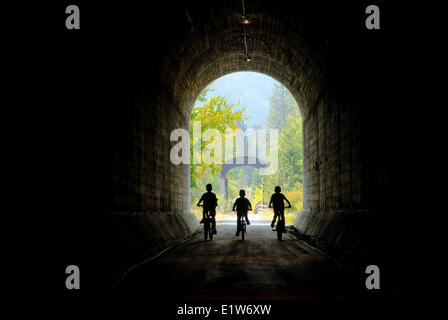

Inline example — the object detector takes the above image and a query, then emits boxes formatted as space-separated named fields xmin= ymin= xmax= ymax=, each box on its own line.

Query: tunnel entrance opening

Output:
xmin=189 ymin=72 xmax=303 ymax=226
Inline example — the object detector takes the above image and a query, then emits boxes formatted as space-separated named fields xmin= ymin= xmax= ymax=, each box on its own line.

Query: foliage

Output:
xmin=285 ymin=182 xmax=303 ymax=212
xmin=266 ymin=83 xmax=297 ymax=132
xmin=250 ymin=185 xmax=264 ymax=208
xmin=251 ymin=84 xmax=303 ymax=222
xmin=277 ymin=109 xmax=303 ymax=189
xmin=189 ymin=87 xmax=249 ymax=201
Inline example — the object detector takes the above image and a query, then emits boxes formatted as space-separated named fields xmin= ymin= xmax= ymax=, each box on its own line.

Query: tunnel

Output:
xmin=46 ymin=0 xmax=414 ymax=295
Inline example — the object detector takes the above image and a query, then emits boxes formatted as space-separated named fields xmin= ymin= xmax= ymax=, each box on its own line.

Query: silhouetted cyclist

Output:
xmin=197 ymin=183 xmax=218 ymax=234
xmin=269 ymin=186 xmax=291 ymax=228
xmin=232 ymin=189 xmax=252 ymax=236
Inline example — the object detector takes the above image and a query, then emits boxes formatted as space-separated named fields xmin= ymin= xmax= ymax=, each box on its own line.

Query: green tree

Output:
xmin=261 ymin=84 xmax=303 ymax=210
xmin=266 ymin=83 xmax=296 ymax=132
xmin=190 ymin=88 xmax=249 ymax=197
xmin=277 ymin=109 xmax=303 ymax=190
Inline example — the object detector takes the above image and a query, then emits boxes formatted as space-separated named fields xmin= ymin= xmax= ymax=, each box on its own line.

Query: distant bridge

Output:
xmin=219 ymin=156 xmax=267 ymax=202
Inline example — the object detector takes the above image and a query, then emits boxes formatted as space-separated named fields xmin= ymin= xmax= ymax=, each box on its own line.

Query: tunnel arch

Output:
xmin=132 ymin=0 xmax=361 ymax=267
xmin=172 ymin=3 xmax=326 ymax=216
xmin=174 ymin=12 xmax=325 ymax=122
xmin=61 ymin=0 xmax=405 ymax=288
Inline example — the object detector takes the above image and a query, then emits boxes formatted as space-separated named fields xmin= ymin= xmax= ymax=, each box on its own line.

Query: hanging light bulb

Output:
xmin=241 ymin=15 xmax=251 ymax=24
xmin=241 ymin=0 xmax=251 ymax=63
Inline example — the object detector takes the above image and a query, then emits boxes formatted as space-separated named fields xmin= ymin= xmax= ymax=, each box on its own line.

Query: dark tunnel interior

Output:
xmin=34 ymin=0 xmax=418 ymax=296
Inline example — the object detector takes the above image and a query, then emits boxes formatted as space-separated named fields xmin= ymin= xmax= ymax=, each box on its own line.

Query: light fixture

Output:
xmin=241 ymin=0 xmax=251 ymax=62
xmin=241 ymin=15 xmax=251 ymax=24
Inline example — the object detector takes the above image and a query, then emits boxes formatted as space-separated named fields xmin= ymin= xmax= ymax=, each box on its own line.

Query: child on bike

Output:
xmin=232 ymin=189 xmax=252 ymax=237
xmin=268 ymin=186 xmax=291 ymax=228
xmin=197 ymin=183 xmax=218 ymax=234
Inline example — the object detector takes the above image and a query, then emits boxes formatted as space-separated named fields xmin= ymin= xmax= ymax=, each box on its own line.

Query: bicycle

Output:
xmin=270 ymin=205 xmax=291 ymax=240
xmin=238 ymin=213 xmax=247 ymax=241
xmin=234 ymin=209 xmax=251 ymax=241
xmin=198 ymin=205 xmax=214 ymax=241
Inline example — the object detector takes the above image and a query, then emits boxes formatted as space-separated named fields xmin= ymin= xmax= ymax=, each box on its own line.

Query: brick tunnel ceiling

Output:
xmin=147 ymin=0 xmax=350 ymax=119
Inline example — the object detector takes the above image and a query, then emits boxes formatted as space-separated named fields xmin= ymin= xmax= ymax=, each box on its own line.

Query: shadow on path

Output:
xmin=115 ymin=219 xmax=373 ymax=300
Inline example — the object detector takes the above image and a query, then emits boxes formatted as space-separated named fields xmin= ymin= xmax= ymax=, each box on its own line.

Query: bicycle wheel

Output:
xmin=209 ymin=221 xmax=213 ymax=240
xmin=277 ymin=220 xmax=283 ymax=240
xmin=241 ymin=222 xmax=245 ymax=241
xmin=204 ymin=220 xmax=209 ymax=241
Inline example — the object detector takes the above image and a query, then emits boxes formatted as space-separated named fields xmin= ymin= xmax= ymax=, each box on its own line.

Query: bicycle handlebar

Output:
xmin=269 ymin=205 xmax=292 ymax=208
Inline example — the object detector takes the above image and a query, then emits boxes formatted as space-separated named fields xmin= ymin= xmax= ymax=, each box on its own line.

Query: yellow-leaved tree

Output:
xmin=190 ymin=87 xmax=249 ymax=194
